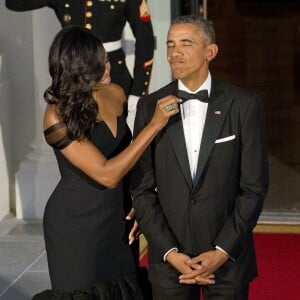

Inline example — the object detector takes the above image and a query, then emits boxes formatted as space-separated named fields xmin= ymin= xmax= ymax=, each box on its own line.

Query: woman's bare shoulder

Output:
xmin=101 ymin=83 xmax=127 ymax=114
xmin=43 ymin=104 xmax=61 ymax=130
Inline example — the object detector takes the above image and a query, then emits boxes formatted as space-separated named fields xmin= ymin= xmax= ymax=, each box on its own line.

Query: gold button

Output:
xmin=87 ymin=1 xmax=93 ymax=6
xmin=144 ymin=81 xmax=148 ymax=86
xmin=110 ymin=4 xmax=115 ymax=9
xmin=86 ymin=11 xmax=92 ymax=18
xmin=142 ymin=92 xmax=146 ymax=96
xmin=65 ymin=3 xmax=70 ymax=8
xmin=85 ymin=24 xmax=92 ymax=30
xmin=146 ymin=71 xmax=150 ymax=75
xmin=63 ymin=14 xmax=71 ymax=23
xmin=118 ymin=60 xmax=123 ymax=65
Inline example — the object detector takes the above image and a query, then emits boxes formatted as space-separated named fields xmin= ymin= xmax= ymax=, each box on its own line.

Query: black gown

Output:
xmin=33 ymin=115 xmax=143 ymax=299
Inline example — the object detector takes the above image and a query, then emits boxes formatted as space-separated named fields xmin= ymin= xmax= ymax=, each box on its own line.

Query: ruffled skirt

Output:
xmin=31 ymin=272 xmax=144 ymax=300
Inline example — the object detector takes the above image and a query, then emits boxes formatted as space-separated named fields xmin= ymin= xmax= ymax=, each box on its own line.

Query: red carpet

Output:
xmin=140 ymin=232 xmax=300 ymax=299
xmin=250 ymin=233 xmax=300 ymax=300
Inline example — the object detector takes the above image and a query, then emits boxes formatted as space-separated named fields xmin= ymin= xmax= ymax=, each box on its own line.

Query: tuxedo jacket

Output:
xmin=130 ymin=78 xmax=269 ymax=288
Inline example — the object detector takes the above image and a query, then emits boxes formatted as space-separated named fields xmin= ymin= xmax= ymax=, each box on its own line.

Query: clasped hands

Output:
xmin=166 ymin=249 xmax=229 ymax=285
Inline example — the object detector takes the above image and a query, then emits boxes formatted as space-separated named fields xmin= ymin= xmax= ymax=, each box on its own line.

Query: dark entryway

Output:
xmin=171 ymin=0 xmax=300 ymax=213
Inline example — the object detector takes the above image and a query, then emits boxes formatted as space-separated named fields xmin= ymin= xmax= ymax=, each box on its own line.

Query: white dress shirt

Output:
xmin=179 ymin=74 xmax=211 ymax=181
xmin=163 ymin=74 xmax=211 ymax=262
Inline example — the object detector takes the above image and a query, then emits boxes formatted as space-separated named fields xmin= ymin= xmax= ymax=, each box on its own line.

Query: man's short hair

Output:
xmin=171 ymin=15 xmax=216 ymax=44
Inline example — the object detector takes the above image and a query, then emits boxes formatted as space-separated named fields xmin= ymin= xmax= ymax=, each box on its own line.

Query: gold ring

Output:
xmin=164 ymin=103 xmax=178 ymax=112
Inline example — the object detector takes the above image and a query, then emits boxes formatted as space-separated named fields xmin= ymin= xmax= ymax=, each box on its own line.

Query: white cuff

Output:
xmin=163 ymin=247 xmax=178 ymax=262
xmin=215 ymin=245 xmax=234 ymax=261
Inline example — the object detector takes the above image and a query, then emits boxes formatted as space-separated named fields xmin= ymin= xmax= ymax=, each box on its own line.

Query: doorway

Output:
xmin=171 ymin=0 xmax=300 ymax=215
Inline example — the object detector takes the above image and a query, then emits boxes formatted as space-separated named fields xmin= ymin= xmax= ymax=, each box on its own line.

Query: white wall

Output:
xmin=0 ymin=0 xmax=35 ymax=172
xmin=14 ymin=9 xmax=60 ymax=219
xmin=0 ymin=0 xmax=34 ymax=217
xmin=0 ymin=51 xmax=10 ymax=219
xmin=0 ymin=0 xmax=60 ymax=219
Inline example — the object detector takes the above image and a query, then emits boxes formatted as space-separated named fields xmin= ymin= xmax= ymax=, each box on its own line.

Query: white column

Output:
xmin=0 ymin=51 xmax=11 ymax=220
xmin=147 ymin=0 xmax=172 ymax=92
xmin=15 ymin=9 xmax=61 ymax=219
xmin=123 ymin=0 xmax=172 ymax=93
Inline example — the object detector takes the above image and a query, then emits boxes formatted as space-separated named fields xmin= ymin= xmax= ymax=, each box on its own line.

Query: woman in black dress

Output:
xmin=32 ymin=25 xmax=179 ymax=299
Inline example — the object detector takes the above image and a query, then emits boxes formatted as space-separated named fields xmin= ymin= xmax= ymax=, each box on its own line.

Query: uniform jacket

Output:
xmin=6 ymin=0 xmax=154 ymax=97
xmin=130 ymin=78 xmax=269 ymax=288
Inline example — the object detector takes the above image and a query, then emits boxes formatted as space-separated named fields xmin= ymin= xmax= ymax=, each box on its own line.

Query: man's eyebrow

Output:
xmin=167 ymin=38 xmax=194 ymax=44
xmin=180 ymin=38 xmax=193 ymax=43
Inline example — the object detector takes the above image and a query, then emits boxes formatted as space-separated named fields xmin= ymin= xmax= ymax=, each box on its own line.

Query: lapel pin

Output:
xmin=214 ymin=110 xmax=221 ymax=115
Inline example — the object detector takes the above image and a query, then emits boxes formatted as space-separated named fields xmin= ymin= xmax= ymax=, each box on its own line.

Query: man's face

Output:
xmin=167 ymin=23 xmax=210 ymax=86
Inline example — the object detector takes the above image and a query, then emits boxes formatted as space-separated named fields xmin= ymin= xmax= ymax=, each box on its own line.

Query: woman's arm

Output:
xmin=44 ymin=95 xmax=179 ymax=188
xmin=5 ymin=0 xmax=49 ymax=11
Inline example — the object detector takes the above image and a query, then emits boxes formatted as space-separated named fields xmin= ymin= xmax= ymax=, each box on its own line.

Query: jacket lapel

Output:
xmin=193 ymin=80 xmax=232 ymax=185
xmin=165 ymin=81 xmax=193 ymax=189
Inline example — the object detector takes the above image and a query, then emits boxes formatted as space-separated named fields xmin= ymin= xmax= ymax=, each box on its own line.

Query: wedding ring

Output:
xmin=164 ymin=103 xmax=178 ymax=112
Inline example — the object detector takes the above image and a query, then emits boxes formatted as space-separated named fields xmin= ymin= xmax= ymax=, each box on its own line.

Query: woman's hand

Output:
xmin=128 ymin=220 xmax=141 ymax=245
xmin=149 ymin=96 xmax=180 ymax=130
xmin=125 ymin=208 xmax=141 ymax=245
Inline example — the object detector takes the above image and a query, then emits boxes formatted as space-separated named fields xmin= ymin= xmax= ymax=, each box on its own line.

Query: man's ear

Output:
xmin=206 ymin=43 xmax=218 ymax=62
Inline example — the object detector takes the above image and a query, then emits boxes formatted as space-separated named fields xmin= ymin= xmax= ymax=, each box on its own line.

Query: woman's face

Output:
xmin=99 ymin=55 xmax=111 ymax=85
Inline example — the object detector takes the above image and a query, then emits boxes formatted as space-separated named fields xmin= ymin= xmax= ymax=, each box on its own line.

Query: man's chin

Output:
xmin=171 ymin=73 xmax=183 ymax=80
xmin=170 ymin=68 xmax=184 ymax=79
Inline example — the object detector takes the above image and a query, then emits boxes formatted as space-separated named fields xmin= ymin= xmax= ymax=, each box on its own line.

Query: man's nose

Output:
xmin=170 ymin=46 xmax=182 ymax=57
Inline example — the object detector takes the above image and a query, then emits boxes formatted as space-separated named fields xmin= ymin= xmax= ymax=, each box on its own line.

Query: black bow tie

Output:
xmin=176 ymin=89 xmax=209 ymax=103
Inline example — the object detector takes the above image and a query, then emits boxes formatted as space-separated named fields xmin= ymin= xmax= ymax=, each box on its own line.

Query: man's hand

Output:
xmin=166 ymin=251 xmax=215 ymax=285
xmin=166 ymin=251 xmax=193 ymax=275
xmin=179 ymin=249 xmax=229 ymax=285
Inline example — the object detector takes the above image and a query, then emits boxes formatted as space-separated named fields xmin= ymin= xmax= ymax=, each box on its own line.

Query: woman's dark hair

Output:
xmin=44 ymin=25 xmax=106 ymax=140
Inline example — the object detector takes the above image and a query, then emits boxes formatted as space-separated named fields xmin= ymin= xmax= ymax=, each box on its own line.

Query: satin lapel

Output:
xmin=165 ymin=81 xmax=193 ymax=189
xmin=166 ymin=112 xmax=193 ymax=189
xmin=193 ymin=83 xmax=232 ymax=185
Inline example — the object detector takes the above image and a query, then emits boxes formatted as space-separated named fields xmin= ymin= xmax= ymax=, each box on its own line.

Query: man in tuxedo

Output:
xmin=130 ymin=15 xmax=269 ymax=300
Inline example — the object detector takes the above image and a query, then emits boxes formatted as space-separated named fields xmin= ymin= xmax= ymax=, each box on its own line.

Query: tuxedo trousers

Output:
xmin=152 ymin=282 xmax=249 ymax=300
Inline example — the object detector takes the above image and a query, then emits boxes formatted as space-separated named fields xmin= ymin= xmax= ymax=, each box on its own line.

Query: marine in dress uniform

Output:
xmin=6 ymin=0 xmax=155 ymax=127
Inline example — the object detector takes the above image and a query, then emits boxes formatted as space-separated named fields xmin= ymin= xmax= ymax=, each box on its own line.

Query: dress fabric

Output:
xmin=39 ymin=115 xmax=140 ymax=298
